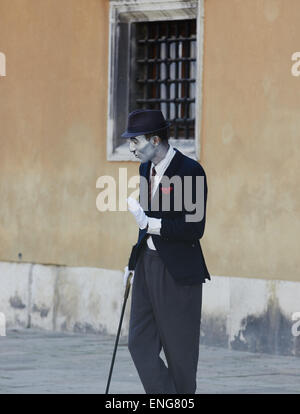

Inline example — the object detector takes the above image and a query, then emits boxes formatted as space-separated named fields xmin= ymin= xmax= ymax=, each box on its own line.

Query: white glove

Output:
xmin=123 ymin=266 xmax=134 ymax=287
xmin=127 ymin=197 xmax=148 ymax=229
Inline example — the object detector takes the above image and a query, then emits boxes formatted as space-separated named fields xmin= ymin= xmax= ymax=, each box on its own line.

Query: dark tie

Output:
xmin=149 ymin=166 xmax=157 ymax=202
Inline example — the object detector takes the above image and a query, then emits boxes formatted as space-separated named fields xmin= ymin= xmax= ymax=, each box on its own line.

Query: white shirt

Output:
xmin=146 ymin=144 xmax=176 ymax=250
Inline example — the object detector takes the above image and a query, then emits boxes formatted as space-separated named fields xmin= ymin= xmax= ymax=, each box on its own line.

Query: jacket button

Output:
xmin=192 ymin=243 xmax=195 ymax=247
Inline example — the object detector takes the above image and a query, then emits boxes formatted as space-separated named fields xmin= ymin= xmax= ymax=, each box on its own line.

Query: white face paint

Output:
xmin=128 ymin=135 xmax=157 ymax=163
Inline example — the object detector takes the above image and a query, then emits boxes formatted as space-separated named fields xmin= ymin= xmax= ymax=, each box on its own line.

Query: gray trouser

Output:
xmin=128 ymin=245 xmax=203 ymax=394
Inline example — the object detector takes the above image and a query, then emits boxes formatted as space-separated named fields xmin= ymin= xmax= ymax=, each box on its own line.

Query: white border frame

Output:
xmin=107 ymin=0 xmax=205 ymax=161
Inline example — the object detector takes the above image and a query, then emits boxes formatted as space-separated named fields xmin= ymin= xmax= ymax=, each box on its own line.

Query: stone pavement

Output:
xmin=0 ymin=328 xmax=299 ymax=394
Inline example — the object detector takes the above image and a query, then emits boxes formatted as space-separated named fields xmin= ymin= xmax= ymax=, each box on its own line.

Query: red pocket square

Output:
xmin=161 ymin=186 xmax=173 ymax=194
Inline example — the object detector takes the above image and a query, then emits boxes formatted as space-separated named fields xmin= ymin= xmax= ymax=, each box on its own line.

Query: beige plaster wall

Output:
xmin=0 ymin=0 xmax=139 ymax=270
xmin=201 ymin=0 xmax=300 ymax=281
xmin=0 ymin=0 xmax=299 ymax=282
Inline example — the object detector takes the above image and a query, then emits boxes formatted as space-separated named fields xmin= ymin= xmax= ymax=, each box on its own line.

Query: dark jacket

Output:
xmin=128 ymin=148 xmax=210 ymax=285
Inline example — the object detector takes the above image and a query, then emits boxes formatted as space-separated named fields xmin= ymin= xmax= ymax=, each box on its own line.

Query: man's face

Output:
xmin=128 ymin=135 xmax=157 ymax=163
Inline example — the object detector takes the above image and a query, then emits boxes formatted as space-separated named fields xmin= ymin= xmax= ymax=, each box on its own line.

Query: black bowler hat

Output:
xmin=121 ymin=109 xmax=171 ymax=138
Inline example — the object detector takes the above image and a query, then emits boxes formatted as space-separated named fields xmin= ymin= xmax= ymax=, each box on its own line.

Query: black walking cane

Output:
xmin=105 ymin=271 xmax=134 ymax=394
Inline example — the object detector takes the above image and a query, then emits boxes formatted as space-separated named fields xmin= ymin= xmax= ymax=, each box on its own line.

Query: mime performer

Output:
xmin=122 ymin=109 xmax=210 ymax=394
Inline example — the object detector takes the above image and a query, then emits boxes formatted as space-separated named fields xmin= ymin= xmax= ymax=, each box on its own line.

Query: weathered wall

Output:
xmin=0 ymin=0 xmax=299 ymax=283
xmin=1 ymin=262 xmax=299 ymax=356
xmin=0 ymin=0 xmax=139 ymax=270
xmin=201 ymin=0 xmax=300 ymax=282
xmin=0 ymin=261 xmax=131 ymax=336
xmin=1 ymin=0 xmax=300 ymax=356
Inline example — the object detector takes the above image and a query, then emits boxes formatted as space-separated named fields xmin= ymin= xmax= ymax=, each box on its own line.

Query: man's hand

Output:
xmin=127 ymin=197 xmax=148 ymax=229
xmin=123 ymin=266 xmax=134 ymax=287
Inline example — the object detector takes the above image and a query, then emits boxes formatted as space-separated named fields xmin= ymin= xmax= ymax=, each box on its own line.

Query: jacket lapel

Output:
xmin=151 ymin=148 xmax=183 ymax=206
xmin=139 ymin=160 xmax=151 ymax=211
xmin=140 ymin=160 xmax=151 ymax=181
xmin=139 ymin=148 xmax=184 ymax=210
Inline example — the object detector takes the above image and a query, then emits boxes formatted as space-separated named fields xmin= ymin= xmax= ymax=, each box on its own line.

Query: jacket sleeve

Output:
xmin=127 ymin=163 xmax=147 ymax=271
xmin=128 ymin=243 xmax=138 ymax=271
xmin=160 ymin=166 xmax=208 ymax=242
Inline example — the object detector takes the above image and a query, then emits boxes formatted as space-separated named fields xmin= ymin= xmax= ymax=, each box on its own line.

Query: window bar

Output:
xmin=137 ymin=57 xmax=195 ymax=64
xmin=136 ymin=97 xmax=194 ymax=103
xmin=184 ymin=20 xmax=190 ymax=139
xmin=165 ymin=23 xmax=170 ymax=121
xmin=180 ymin=24 xmax=185 ymax=125
xmin=138 ymin=36 xmax=196 ymax=44
xmin=155 ymin=22 xmax=160 ymax=110
xmin=146 ymin=22 xmax=151 ymax=108
xmin=150 ymin=23 xmax=156 ymax=106
xmin=135 ymin=20 xmax=196 ymax=140
xmin=137 ymin=78 xmax=195 ymax=85
xmin=189 ymin=21 xmax=195 ymax=138
xmin=174 ymin=21 xmax=180 ymax=139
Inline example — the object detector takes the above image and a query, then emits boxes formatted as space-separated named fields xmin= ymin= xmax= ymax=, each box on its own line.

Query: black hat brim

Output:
xmin=121 ymin=122 xmax=171 ymax=138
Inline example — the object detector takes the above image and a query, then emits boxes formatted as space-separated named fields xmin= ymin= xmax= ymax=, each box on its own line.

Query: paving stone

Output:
xmin=0 ymin=328 xmax=299 ymax=394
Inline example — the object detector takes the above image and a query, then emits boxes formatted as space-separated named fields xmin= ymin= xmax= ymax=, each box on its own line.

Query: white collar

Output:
xmin=151 ymin=144 xmax=176 ymax=177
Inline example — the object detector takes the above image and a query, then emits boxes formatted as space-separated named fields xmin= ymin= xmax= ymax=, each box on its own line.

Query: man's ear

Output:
xmin=150 ymin=135 xmax=160 ymax=146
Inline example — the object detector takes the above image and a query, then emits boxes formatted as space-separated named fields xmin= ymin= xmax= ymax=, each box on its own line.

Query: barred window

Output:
xmin=107 ymin=1 xmax=201 ymax=161
xmin=130 ymin=20 xmax=196 ymax=140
